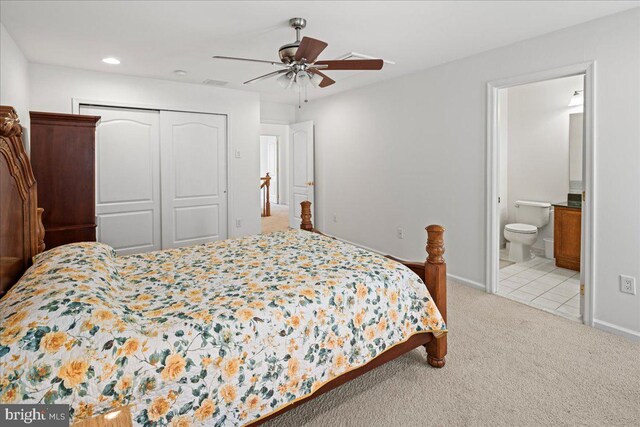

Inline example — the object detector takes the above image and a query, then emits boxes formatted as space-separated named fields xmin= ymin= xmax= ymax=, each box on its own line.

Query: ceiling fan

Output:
xmin=213 ymin=17 xmax=384 ymax=105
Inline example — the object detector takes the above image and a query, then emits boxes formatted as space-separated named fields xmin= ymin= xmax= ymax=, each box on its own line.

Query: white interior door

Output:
xmin=289 ymin=121 xmax=314 ymax=228
xmin=260 ymin=135 xmax=278 ymax=203
xmin=81 ymin=105 xmax=161 ymax=255
xmin=160 ymin=111 xmax=227 ymax=249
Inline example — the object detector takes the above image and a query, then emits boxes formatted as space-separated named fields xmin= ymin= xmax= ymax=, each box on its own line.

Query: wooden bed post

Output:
xmin=300 ymin=200 xmax=313 ymax=231
xmin=297 ymin=201 xmax=447 ymax=368
xmin=424 ymin=225 xmax=447 ymax=368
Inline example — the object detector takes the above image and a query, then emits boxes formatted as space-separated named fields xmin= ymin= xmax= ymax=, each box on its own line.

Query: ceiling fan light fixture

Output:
xmin=310 ymin=72 xmax=323 ymax=88
xmin=212 ymin=17 xmax=383 ymax=107
xmin=296 ymin=70 xmax=310 ymax=87
xmin=277 ymin=71 xmax=294 ymax=88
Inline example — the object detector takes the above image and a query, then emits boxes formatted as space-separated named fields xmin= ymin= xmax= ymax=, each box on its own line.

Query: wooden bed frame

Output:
xmin=0 ymin=106 xmax=446 ymax=426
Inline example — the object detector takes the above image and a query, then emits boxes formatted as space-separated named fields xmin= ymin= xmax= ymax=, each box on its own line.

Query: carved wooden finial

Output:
xmin=426 ymin=225 xmax=445 ymax=264
xmin=0 ymin=106 xmax=22 ymax=137
xmin=300 ymin=200 xmax=313 ymax=231
xmin=36 ymin=208 xmax=46 ymax=253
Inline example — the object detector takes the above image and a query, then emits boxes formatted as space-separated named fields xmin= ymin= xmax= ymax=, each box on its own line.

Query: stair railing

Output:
xmin=260 ymin=173 xmax=271 ymax=217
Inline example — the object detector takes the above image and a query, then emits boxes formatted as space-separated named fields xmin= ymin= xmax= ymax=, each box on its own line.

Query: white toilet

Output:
xmin=504 ymin=200 xmax=551 ymax=263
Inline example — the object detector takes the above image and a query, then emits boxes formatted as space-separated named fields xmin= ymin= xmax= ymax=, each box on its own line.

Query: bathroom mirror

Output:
xmin=568 ymin=113 xmax=583 ymax=192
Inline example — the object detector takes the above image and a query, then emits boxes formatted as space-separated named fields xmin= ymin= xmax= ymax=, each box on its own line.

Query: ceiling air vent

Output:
xmin=202 ymin=79 xmax=228 ymax=86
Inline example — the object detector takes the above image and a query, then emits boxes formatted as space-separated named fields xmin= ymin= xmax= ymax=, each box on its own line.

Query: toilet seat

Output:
xmin=505 ymin=223 xmax=537 ymax=234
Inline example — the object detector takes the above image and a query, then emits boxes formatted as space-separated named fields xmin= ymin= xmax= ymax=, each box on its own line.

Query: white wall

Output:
xmin=0 ymin=23 xmax=30 ymax=145
xmin=29 ymin=64 xmax=261 ymax=238
xmin=260 ymin=101 xmax=296 ymax=124
xmin=296 ymin=9 xmax=640 ymax=337
xmin=505 ymin=75 xmax=583 ymax=251
xmin=569 ymin=113 xmax=584 ymax=185
xmin=260 ymin=123 xmax=289 ymax=205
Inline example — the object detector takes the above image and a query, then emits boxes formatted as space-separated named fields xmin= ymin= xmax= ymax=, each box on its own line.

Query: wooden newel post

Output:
xmin=300 ymin=200 xmax=313 ymax=231
xmin=424 ymin=224 xmax=447 ymax=368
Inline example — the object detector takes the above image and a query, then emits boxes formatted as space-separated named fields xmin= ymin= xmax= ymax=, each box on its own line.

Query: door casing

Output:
xmin=485 ymin=62 xmax=596 ymax=326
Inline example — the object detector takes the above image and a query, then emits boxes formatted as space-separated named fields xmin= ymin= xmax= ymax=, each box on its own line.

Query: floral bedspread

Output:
xmin=0 ymin=229 xmax=446 ymax=426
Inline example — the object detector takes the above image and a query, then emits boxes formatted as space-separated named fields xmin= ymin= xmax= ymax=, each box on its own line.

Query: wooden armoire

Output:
xmin=29 ymin=111 xmax=101 ymax=249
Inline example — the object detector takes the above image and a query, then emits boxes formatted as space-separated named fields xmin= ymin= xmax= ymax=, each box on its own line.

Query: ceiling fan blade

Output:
xmin=295 ymin=37 xmax=328 ymax=63
xmin=309 ymin=69 xmax=335 ymax=88
xmin=213 ymin=55 xmax=288 ymax=67
xmin=313 ymin=59 xmax=383 ymax=70
xmin=244 ymin=69 xmax=288 ymax=85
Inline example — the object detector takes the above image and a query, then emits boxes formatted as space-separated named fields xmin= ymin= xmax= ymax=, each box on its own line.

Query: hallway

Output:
xmin=261 ymin=203 xmax=289 ymax=233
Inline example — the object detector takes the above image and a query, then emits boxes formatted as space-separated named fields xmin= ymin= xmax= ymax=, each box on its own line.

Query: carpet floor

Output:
xmin=264 ymin=281 xmax=640 ymax=426
xmin=261 ymin=203 xmax=290 ymax=234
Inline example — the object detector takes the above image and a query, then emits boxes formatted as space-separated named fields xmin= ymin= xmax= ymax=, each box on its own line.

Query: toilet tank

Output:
xmin=514 ymin=200 xmax=551 ymax=227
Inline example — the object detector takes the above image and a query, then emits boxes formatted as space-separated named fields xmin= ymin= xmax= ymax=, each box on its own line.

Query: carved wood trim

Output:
xmin=0 ymin=106 xmax=44 ymax=297
xmin=30 ymin=111 xmax=101 ymax=127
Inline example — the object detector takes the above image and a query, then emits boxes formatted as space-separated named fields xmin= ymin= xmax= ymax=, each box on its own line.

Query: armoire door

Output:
xmin=80 ymin=106 xmax=161 ymax=255
xmin=160 ymin=111 xmax=228 ymax=249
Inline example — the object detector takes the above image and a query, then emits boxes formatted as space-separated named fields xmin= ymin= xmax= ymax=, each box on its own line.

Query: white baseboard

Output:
xmin=325 ymin=233 xmax=487 ymax=292
xmin=322 ymin=233 xmax=385 ymax=256
xmin=319 ymin=232 xmax=640 ymax=341
xmin=447 ymin=274 xmax=486 ymax=291
xmin=593 ymin=319 xmax=640 ymax=342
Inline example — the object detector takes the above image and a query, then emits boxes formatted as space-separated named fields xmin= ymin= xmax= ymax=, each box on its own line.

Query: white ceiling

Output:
xmin=1 ymin=1 xmax=638 ymax=104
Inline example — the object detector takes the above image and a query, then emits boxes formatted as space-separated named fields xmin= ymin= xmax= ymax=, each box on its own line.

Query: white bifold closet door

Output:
xmin=81 ymin=106 xmax=162 ymax=255
xmin=160 ymin=111 xmax=228 ymax=249
xmin=83 ymin=106 xmax=227 ymax=254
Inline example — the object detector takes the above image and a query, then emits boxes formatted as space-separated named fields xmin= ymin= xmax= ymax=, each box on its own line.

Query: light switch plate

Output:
xmin=620 ymin=275 xmax=636 ymax=295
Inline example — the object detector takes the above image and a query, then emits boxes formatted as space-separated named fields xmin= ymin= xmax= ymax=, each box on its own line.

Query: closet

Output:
xmin=79 ymin=105 xmax=228 ymax=255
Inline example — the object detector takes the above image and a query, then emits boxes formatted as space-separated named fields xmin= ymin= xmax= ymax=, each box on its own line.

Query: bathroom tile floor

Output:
xmin=498 ymin=253 xmax=581 ymax=322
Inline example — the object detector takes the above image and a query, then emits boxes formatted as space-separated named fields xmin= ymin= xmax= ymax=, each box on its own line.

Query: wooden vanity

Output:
xmin=553 ymin=202 xmax=582 ymax=271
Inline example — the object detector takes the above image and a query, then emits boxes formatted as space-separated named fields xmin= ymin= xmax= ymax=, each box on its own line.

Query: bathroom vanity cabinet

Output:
xmin=553 ymin=203 xmax=582 ymax=271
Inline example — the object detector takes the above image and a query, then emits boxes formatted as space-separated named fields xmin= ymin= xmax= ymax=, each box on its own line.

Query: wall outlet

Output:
xmin=235 ymin=218 xmax=242 ymax=228
xmin=396 ymin=227 xmax=404 ymax=239
xmin=620 ymin=275 xmax=636 ymax=295
xmin=332 ymin=214 xmax=338 ymax=223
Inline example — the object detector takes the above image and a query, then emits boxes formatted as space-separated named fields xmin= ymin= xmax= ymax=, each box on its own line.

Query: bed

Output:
xmin=0 ymin=106 xmax=447 ymax=426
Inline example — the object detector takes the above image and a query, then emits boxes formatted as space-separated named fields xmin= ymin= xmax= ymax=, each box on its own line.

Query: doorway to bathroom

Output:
xmin=486 ymin=63 xmax=595 ymax=325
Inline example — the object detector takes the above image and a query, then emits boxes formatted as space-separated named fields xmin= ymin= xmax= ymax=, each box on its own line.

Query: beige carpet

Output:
xmin=261 ymin=203 xmax=290 ymax=234
xmin=264 ymin=281 xmax=640 ymax=426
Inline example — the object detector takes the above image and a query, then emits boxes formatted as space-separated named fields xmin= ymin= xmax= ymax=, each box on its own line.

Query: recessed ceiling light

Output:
xmin=102 ymin=57 xmax=120 ymax=65
xmin=174 ymin=70 xmax=188 ymax=76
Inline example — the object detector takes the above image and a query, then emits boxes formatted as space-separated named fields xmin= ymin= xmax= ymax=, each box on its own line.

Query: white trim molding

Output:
xmin=486 ymin=62 xmax=596 ymax=327
xmin=447 ymin=274 xmax=485 ymax=291
xmin=593 ymin=319 xmax=640 ymax=342
xmin=322 ymin=233 xmax=484 ymax=291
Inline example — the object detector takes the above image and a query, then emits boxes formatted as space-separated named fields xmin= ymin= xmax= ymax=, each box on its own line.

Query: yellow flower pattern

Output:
xmin=0 ymin=231 xmax=445 ymax=425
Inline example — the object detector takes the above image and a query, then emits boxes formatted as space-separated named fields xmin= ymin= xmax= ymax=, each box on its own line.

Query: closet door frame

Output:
xmin=73 ymin=98 xmax=233 ymax=244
